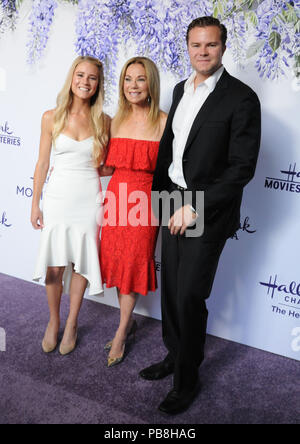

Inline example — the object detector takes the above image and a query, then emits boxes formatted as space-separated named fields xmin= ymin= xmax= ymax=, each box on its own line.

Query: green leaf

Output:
xmin=217 ymin=1 xmax=224 ymax=17
xmin=15 ymin=0 xmax=24 ymax=9
xmin=269 ymin=31 xmax=281 ymax=52
xmin=284 ymin=3 xmax=298 ymax=24
xmin=246 ymin=11 xmax=258 ymax=27
xmin=246 ymin=40 xmax=264 ymax=59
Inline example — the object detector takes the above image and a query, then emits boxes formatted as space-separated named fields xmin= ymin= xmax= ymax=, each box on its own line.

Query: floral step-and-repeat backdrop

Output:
xmin=1 ymin=0 xmax=299 ymax=99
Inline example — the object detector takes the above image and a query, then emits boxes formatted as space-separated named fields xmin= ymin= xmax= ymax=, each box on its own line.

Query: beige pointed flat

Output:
xmin=107 ymin=343 xmax=126 ymax=368
xmin=104 ymin=319 xmax=137 ymax=351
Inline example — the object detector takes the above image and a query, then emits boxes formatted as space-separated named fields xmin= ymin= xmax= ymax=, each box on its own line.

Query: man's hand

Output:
xmin=168 ymin=205 xmax=197 ymax=235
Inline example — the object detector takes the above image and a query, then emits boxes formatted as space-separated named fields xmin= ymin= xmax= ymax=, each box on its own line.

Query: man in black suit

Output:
xmin=139 ymin=16 xmax=261 ymax=415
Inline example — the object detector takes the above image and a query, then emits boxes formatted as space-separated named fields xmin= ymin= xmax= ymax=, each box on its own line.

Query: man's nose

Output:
xmin=199 ymin=47 xmax=208 ymax=56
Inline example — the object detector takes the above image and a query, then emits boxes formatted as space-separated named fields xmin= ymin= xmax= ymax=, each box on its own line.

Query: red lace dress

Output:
xmin=100 ymin=138 xmax=160 ymax=296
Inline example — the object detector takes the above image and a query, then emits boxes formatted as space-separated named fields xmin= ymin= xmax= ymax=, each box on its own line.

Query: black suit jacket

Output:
xmin=152 ymin=69 xmax=261 ymax=240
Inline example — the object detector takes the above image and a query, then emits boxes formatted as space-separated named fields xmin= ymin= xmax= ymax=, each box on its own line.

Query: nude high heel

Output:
xmin=42 ymin=323 xmax=58 ymax=353
xmin=59 ymin=325 xmax=78 ymax=356
xmin=59 ymin=332 xmax=77 ymax=356
xmin=42 ymin=339 xmax=57 ymax=354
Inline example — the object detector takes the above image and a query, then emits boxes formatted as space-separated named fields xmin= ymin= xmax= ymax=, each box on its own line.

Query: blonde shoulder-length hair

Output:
xmin=52 ymin=56 xmax=109 ymax=167
xmin=114 ymin=57 xmax=160 ymax=130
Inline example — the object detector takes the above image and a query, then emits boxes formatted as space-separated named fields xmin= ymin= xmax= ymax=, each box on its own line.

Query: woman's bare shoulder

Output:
xmin=41 ymin=109 xmax=55 ymax=133
xmin=159 ymin=110 xmax=168 ymax=137
xmin=160 ymin=110 xmax=168 ymax=120
xmin=42 ymin=109 xmax=55 ymax=121
xmin=110 ymin=116 xmax=118 ymax=137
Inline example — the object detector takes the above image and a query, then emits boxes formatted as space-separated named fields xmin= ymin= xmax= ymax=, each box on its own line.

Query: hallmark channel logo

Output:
xmin=260 ymin=274 xmax=300 ymax=320
xmin=265 ymin=163 xmax=300 ymax=193
xmin=0 ymin=211 xmax=12 ymax=240
xmin=0 ymin=121 xmax=21 ymax=146
xmin=17 ymin=176 xmax=49 ymax=199
xmin=0 ymin=211 xmax=12 ymax=228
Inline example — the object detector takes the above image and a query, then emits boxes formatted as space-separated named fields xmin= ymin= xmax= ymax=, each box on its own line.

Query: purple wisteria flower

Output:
xmin=254 ymin=0 xmax=298 ymax=79
xmin=160 ymin=0 xmax=213 ymax=78
xmin=75 ymin=0 xmax=126 ymax=102
xmin=1 ymin=0 xmax=299 ymax=96
xmin=75 ymin=0 xmax=163 ymax=101
xmin=27 ymin=0 xmax=58 ymax=65
xmin=130 ymin=0 xmax=163 ymax=64
xmin=225 ymin=11 xmax=247 ymax=67
xmin=0 ymin=0 xmax=18 ymax=36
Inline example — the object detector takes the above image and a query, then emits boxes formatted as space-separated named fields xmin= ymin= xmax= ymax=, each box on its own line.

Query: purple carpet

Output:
xmin=0 ymin=272 xmax=299 ymax=424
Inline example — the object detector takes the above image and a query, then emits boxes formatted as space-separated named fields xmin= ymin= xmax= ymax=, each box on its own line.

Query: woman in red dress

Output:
xmin=100 ymin=57 xmax=167 ymax=367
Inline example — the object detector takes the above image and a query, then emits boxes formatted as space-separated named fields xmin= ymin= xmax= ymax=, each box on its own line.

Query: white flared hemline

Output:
xmin=33 ymin=224 xmax=103 ymax=297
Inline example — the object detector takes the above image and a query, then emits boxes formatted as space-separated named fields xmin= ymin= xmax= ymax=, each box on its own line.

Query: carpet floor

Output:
xmin=0 ymin=273 xmax=299 ymax=424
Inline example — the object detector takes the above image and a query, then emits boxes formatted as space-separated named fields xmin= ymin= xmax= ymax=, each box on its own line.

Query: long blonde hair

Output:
xmin=53 ymin=56 xmax=109 ymax=167
xmin=114 ymin=57 xmax=160 ymax=131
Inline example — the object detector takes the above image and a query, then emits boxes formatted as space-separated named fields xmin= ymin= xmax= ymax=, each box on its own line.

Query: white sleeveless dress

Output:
xmin=33 ymin=133 xmax=103 ymax=296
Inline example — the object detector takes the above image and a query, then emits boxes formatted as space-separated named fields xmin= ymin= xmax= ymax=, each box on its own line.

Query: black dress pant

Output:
xmin=161 ymin=224 xmax=226 ymax=393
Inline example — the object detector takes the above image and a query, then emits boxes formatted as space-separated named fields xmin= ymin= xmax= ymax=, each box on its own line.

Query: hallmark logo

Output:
xmin=17 ymin=176 xmax=49 ymax=199
xmin=265 ymin=163 xmax=300 ymax=193
xmin=0 ymin=121 xmax=21 ymax=146
xmin=260 ymin=275 xmax=300 ymax=319
xmin=231 ymin=216 xmax=256 ymax=240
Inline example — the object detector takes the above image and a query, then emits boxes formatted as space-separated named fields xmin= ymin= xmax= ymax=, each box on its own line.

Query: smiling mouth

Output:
xmin=79 ymin=87 xmax=90 ymax=92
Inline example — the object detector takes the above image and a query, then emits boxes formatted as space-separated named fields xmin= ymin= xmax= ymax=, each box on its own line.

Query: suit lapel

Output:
xmin=183 ymin=69 xmax=230 ymax=154
xmin=165 ymin=83 xmax=185 ymax=134
xmin=158 ymin=82 xmax=185 ymax=159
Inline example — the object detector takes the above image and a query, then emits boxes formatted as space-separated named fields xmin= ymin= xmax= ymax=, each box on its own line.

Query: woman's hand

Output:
xmin=31 ymin=206 xmax=44 ymax=230
xmin=99 ymin=165 xmax=114 ymax=176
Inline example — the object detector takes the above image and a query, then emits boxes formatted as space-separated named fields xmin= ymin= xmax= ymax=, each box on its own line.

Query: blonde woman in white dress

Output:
xmin=31 ymin=56 xmax=110 ymax=355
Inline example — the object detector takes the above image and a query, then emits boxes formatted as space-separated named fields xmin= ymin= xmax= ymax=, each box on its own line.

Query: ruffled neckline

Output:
xmin=105 ymin=137 xmax=159 ymax=172
xmin=111 ymin=137 xmax=160 ymax=144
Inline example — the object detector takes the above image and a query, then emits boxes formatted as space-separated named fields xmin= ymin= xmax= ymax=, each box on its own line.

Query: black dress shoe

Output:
xmin=139 ymin=360 xmax=174 ymax=380
xmin=158 ymin=386 xmax=199 ymax=415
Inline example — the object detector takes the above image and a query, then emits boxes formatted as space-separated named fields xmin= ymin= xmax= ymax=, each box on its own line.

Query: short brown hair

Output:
xmin=186 ymin=16 xmax=227 ymax=47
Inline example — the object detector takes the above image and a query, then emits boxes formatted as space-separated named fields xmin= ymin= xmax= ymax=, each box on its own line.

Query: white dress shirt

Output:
xmin=168 ymin=65 xmax=224 ymax=189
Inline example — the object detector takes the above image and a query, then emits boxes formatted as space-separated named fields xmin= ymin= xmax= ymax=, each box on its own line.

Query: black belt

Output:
xmin=170 ymin=182 xmax=187 ymax=192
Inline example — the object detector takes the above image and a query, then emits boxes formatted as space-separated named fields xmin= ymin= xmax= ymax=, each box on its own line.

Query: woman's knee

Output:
xmin=46 ymin=267 xmax=64 ymax=285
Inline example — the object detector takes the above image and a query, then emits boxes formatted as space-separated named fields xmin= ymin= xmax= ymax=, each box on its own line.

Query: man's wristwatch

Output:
xmin=189 ymin=205 xmax=198 ymax=217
